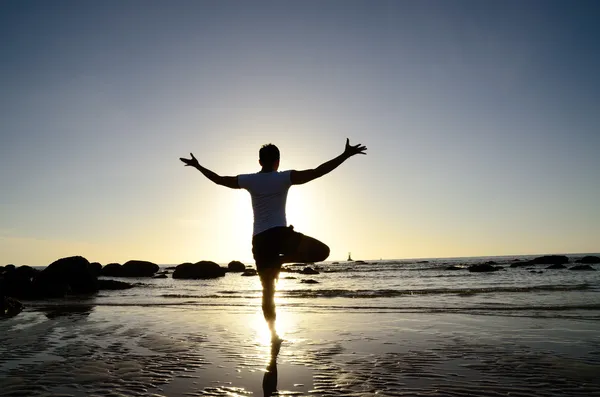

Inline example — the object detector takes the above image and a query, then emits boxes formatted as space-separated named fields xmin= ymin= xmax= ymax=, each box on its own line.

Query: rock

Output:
xmin=546 ymin=264 xmax=567 ymax=269
xmin=33 ymin=256 xmax=98 ymax=298
xmin=283 ymin=276 xmax=296 ymax=279
xmin=1 ymin=265 xmax=39 ymax=298
xmin=122 ymin=260 xmax=159 ymax=277
xmin=89 ymin=262 xmax=102 ymax=276
xmin=331 ymin=261 xmax=339 ymax=264
xmin=166 ymin=266 xmax=176 ymax=270
xmin=301 ymin=279 xmax=319 ymax=284
xmin=100 ymin=263 xmax=124 ymax=277
xmin=417 ymin=260 xmax=429 ymax=263
xmin=227 ymin=261 xmax=246 ymax=272
xmin=153 ymin=274 xmax=168 ymax=279
xmin=445 ymin=265 xmax=462 ymax=270
xmin=529 ymin=255 xmax=569 ymax=265
xmin=468 ymin=263 xmax=501 ymax=273
xmin=575 ymin=256 xmax=600 ymax=264
xmin=1 ymin=296 xmax=23 ymax=317
xmin=300 ymin=267 xmax=320 ymax=275
xmin=97 ymin=279 xmax=134 ymax=290
xmin=172 ymin=261 xmax=226 ymax=279
xmin=241 ymin=269 xmax=257 ymax=277
xmin=569 ymin=265 xmax=596 ymax=271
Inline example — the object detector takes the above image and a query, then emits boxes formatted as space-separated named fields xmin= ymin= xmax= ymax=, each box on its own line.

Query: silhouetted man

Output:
xmin=180 ymin=139 xmax=367 ymax=340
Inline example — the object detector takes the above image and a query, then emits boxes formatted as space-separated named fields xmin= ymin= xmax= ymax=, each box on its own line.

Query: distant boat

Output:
xmin=347 ymin=252 xmax=353 ymax=261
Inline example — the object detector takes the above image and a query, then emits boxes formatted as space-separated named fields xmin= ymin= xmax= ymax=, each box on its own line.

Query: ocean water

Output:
xmin=47 ymin=254 xmax=600 ymax=320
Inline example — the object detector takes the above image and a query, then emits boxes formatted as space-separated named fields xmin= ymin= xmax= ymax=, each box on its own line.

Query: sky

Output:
xmin=1 ymin=1 xmax=599 ymax=266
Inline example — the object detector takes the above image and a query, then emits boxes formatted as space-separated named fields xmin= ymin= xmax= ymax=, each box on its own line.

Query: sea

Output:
xmin=40 ymin=253 xmax=600 ymax=320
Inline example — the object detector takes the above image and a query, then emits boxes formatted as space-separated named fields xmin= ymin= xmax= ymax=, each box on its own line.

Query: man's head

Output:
xmin=259 ymin=143 xmax=280 ymax=171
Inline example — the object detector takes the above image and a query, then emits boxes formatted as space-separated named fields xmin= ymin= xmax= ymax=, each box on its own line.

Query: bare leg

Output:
xmin=259 ymin=267 xmax=280 ymax=340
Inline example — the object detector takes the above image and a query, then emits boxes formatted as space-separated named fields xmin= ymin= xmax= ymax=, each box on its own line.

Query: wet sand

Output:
xmin=1 ymin=305 xmax=599 ymax=396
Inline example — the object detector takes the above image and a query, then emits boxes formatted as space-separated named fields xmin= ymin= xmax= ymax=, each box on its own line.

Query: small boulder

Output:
xmin=569 ymin=265 xmax=596 ymax=271
xmin=101 ymin=263 xmax=124 ymax=277
xmin=122 ymin=260 xmax=159 ymax=277
xmin=173 ymin=261 xmax=226 ymax=279
xmin=153 ymin=274 xmax=168 ymax=279
xmin=575 ymin=256 xmax=600 ymax=264
xmin=529 ymin=255 xmax=569 ymax=265
xmin=227 ymin=261 xmax=246 ymax=272
xmin=1 ymin=265 xmax=39 ymax=298
xmin=88 ymin=262 xmax=102 ymax=276
xmin=468 ymin=263 xmax=501 ymax=273
xmin=1 ymin=296 xmax=23 ymax=317
xmin=241 ymin=269 xmax=258 ymax=277
xmin=97 ymin=279 xmax=134 ymax=290
xmin=301 ymin=279 xmax=319 ymax=284
xmin=300 ymin=267 xmax=320 ymax=275
xmin=546 ymin=264 xmax=567 ymax=269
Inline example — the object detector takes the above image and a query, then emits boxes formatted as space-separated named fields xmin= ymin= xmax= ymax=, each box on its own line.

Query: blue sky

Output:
xmin=1 ymin=1 xmax=599 ymax=265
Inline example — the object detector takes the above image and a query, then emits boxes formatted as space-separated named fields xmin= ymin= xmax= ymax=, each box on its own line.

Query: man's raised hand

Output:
xmin=180 ymin=153 xmax=200 ymax=167
xmin=344 ymin=138 xmax=367 ymax=157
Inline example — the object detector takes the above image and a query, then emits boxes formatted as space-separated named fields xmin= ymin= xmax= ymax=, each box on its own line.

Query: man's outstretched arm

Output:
xmin=290 ymin=138 xmax=367 ymax=185
xmin=179 ymin=153 xmax=240 ymax=189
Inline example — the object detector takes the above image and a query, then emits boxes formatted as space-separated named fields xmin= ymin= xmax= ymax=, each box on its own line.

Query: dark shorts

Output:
xmin=252 ymin=225 xmax=303 ymax=270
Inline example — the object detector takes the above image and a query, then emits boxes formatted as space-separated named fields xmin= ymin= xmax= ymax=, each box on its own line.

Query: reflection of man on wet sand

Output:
xmin=180 ymin=139 xmax=367 ymax=340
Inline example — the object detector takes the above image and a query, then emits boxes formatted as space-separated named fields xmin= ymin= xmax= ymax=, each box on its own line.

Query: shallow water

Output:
xmin=1 ymin=306 xmax=599 ymax=396
xmin=66 ymin=254 xmax=600 ymax=320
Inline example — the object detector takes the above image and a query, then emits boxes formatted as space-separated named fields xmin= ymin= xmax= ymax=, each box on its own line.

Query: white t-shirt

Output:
xmin=237 ymin=170 xmax=292 ymax=236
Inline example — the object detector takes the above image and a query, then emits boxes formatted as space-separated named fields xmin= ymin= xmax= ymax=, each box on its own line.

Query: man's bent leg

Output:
xmin=282 ymin=234 xmax=330 ymax=264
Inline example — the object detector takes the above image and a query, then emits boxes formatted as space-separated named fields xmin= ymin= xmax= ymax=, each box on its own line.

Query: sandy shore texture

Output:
xmin=1 ymin=304 xmax=600 ymax=396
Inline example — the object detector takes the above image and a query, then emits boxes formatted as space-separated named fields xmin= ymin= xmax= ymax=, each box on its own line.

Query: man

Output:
xmin=180 ymin=138 xmax=367 ymax=340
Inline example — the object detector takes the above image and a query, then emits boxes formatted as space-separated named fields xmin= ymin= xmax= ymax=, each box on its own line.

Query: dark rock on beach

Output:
xmin=468 ymin=263 xmax=501 ymax=273
xmin=529 ymin=255 xmax=569 ymax=265
xmin=122 ymin=260 xmax=159 ymax=277
xmin=2 ymin=265 xmax=39 ymax=298
xmin=101 ymin=263 xmax=123 ymax=277
xmin=241 ymin=269 xmax=258 ymax=277
xmin=301 ymin=279 xmax=319 ymax=284
xmin=153 ymin=274 xmax=168 ymax=279
xmin=546 ymin=264 xmax=567 ymax=269
xmin=575 ymin=256 xmax=600 ymax=264
xmin=173 ymin=261 xmax=226 ymax=279
xmin=510 ymin=255 xmax=570 ymax=268
xmin=300 ymin=267 xmax=320 ymax=275
xmin=97 ymin=279 xmax=134 ymax=290
xmin=227 ymin=260 xmax=246 ymax=272
xmin=569 ymin=265 xmax=596 ymax=271
xmin=32 ymin=256 xmax=98 ymax=298
xmin=99 ymin=261 xmax=158 ymax=277
xmin=1 ymin=296 xmax=23 ymax=317
xmin=445 ymin=265 xmax=462 ymax=270
xmin=89 ymin=262 xmax=102 ymax=276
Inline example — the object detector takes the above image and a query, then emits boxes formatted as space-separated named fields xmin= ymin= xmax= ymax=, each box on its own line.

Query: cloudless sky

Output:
xmin=1 ymin=0 xmax=599 ymax=266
